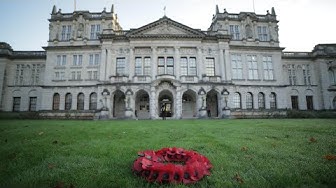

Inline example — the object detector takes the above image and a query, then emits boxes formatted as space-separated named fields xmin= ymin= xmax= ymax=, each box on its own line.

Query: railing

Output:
xmin=13 ymin=51 xmax=46 ymax=58
xmin=180 ymin=76 xmax=198 ymax=83
xmin=202 ymin=76 xmax=221 ymax=82
xmin=110 ymin=75 xmax=128 ymax=83
xmin=133 ymin=75 xmax=152 ymax=82
xmin=282 ymin=52 xmax=311 ymax=57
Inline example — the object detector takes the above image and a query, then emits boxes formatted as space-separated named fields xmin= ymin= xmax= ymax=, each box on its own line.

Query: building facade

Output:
xmin=0 ymin=5 xmax=335 ymax=119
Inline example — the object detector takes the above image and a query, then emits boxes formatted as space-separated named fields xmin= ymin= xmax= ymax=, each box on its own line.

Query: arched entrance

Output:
xmin=113 ymin=90 xmax=125 ymax=118
xmin=182 ymin=90 xmax=196 ymax=118
xmin=206 ymin=89 xmax=219 ymax=118
xmin=135 ymin=90 xmax=150 ymax=119
xmin=158 ymin=90 xmax=173 ymax=118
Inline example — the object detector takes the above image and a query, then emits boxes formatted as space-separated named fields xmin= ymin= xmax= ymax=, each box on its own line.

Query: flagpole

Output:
xmin=74 ymin=0 xmax=77 ymax=11
xmin=253 ymin=0 xmax=255 ymax=13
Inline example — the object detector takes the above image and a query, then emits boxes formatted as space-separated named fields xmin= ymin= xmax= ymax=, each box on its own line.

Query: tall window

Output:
xmin=229 ymin=25 xmax=240 ymax=40
xmin=329 ymin=69 xmax=336 ymax=85
xmin=116 ymin=58 xmax=126 ymax=75
xmin=53 ymin=93 xmax=60 ymax=110
xmin=258 ymin=92 xmax=265 ymax=109
xmin=89 ymin=54 xmax=100 ymax=66
xmin=246 ymin=92 xmax=253 ymax=109
xmin=31 ymin=64 xmax=40 ymax=85
xmin=77 ymin=93 xmax=85 ymax=110
xmin=263 ymin=56 xmax=274 ymax=80
xmin=57 ymin=55 xmax=67 ymax=66
xmin=233 ymin=92 xmax=241 ymax=109
xmin=180 ymin=57 xmax=197 ymax=76
xmin=231 ymin=54 xmax=243 ymax=79
xmin=303 ymin=65 xmax=311 ymax=85
xmin=205 ymin=58 xmax=215 ymax=76
xmin=65 ymin=93 xmax=72 ymax=110
xmin=70 ymin=71 xmax=81 ymax=80
xmin=270 ymin=92 xmax=277 ymax=109
xmin=29 ymin=97 xmax=37 ymax=111
xmin=288 ymin=65 xmax=297 ymax=85
xmin=89 ymin=92 xmax=97 ymax=110
xmin=291 ymin=96 xmax=299 ymax=110
xmin=306 ymin=96 xmax=314 ymax=110
xmin=14 ymin=64 xmax=24 ymax=85
xmin=90 ymin=24 xmax=101 ymax=39
xmin=54 ymin=71 xmax=65 ymax=81
xmin=247 ymin=55 xmax=258 ymax=80
xmin=73 ymin=55 xmax=83 ymax=66
xmin=257 ymin=26 xmax=268 ymax=41
xmin=157 ymin=57 xmax=174 ymax=75
xmin=88 ymin=71 xmax=98 ymax=80
xmin=135 ymin=57 xmax=151 ymax=75
xmin=61 ymin=25 xmax=72 ymax=41
xmin=13 ymin=97 xmax=21 ymax=112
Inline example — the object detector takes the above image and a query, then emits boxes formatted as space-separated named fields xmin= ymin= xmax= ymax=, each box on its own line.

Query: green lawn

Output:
xmin=0 ymin=119 xmax=336 ymax=188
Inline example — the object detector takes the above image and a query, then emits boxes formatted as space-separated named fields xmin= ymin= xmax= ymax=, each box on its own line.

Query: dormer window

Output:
xmin=257 ymin=26 xmax=268 ymax=41
xmin=61 ymin=25 xmax=72 ymax=41
xmin=90 ymin=24 xmax=101 ymax=39
xmin=229 ymin=25 xmax=240 ymax=40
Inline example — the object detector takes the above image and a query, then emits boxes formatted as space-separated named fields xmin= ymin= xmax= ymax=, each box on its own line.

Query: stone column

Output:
xmin=129 ymin=48 xmax=135 ymax=81
xmin=150 ymin=86 xmax=157 ymax=119
xmin=175 ymin=87 xmax=182 ymax=119
xmin=197 ymin=47 xmax=204 ymax=79
xmin=100 ymin=48 xmax=107 ymax=81
xmin=219 ymin=48 xmax=225 ymax=81
xmin=224 ymin=49 xmax=231 ymax=81
xmin=151 ymin=47 xmax=157 ymax=80
xmin=174 ymin=47 xmax=180 ymax=79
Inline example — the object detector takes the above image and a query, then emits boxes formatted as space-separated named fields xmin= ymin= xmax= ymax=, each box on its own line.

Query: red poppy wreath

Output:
xmin=132 ymin=147 xmax=212 ymax=184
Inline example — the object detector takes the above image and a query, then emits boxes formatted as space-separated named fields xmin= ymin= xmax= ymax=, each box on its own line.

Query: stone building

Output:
xmin=0 ymin=5 xmax=335 ymax=119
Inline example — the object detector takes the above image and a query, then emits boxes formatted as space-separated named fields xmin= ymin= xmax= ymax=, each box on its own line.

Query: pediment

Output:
xmin=126 ymin=16 xmax=205 ymax=38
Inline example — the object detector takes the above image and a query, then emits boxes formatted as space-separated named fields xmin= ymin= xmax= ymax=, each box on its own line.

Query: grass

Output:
xmin=0 ymin=119 xmax=336 ymax=188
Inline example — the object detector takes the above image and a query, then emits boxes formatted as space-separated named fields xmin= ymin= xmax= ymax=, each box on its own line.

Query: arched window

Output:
xmin=77 ymin=93 xmax=85 ymax=110
xmin=233 ymin=92 xmax=241 ymax=109
xmin=329 ymin=69 xmax=336 ymax=85
xmin=52 ymin=93 xmax=60 ymax=110
xmin=246 ymin=92 xmax=253 ymax=109
xmin=270 ymin=92 xmax=277 ymax=109
xmin=89 ymin=92 xmax=97 ymax=110
xmin=258 ymin=92 xmax=265 ymax=109
xmin=65 ymin=93 xmax=72 ymax=110
xmin=333 ymin=97 xmax=336 ymax=110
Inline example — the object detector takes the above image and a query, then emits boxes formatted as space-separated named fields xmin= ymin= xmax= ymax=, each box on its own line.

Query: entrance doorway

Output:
xmin=159 ymin=90 xmax=173 ymax=118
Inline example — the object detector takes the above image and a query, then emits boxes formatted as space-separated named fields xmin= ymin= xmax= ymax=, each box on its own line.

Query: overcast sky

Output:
xmin=0 ymin=0 xmax=335 ymax=51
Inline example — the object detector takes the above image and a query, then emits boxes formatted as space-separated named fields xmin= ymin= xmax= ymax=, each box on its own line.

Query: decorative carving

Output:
xmin=179 ymin=47 xmax=197 ymax=55
xmin=134 ymin=47 xmax=152 ymax=54
xmin=245 ymin=24 xmax=253 ymax=38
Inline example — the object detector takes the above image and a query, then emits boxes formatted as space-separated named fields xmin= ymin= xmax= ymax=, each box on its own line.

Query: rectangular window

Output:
xmin=144 ymin=57 xmax=151 ymax=75
xmin=306 ymin=96 xmax=314 ymax=110
xmin=158 ymin=57 xmax=165 ymax=75
xmin=180 ymin=57 xmax=197 ymax=76
xmin=76 ymin=71 xmax=81 ymax=80
xmin=135 ymin=57 xmax=143 ymax=75
xmin=180 ymin=57 xmax=188 ymax=76
xmin=231 ymin=54 xmax=243 ymax=79
xmin=13 ymin=97 xmax=21 ymax=112
xmin=57 ymin=55 xmax=62 ymax=66
xmin=263 ymin=56 xmax=274 ymax=80
xmin=157 ymin=57 xmax=174 ymax=75
xmin=166 ymin=57 xmax=174 ymax=75
xmin=229 ymin=25 xmax=240 ymax=40
xmin=89 ymin=54 xmax=100 ymax=65
xmin=303 ymin=65 xmax=311 ymax=85
xmin=257 ymin=26 xmax=268 ymax=41
xmin=116 ymin=58 xmax=126 ymax=75
xmin=62 ymin=55 xmax=66 ymax=66
xmin=71 ymin=71 xmax=76 ymax=80
xmin=15 ymin=64 xmax=24 ymax=85
xmin=291 ymin=96 xmax=299 ymax=110
xmin=61 ymin=25 xmax=72 ymax=41
xmin=31 ymin=64 xmax=40 ymax=85
xmin=93 ymin=71 xmax=98 ymax=80
xmin=90 ymin=24 xmax=101 ymax=39
xmin=247 ymin=55 xmax=258 ymax=80
xmin=73 ymin=55 xmax=82 ymax=66
xmin=288 ymin=65 xmax=297 ymax=85
xmin=29 ymin=97 xmax=37 ymax=111
xmin=94 ymin=54 xmax=100 ymax=65
xmin=205 ymin=58 xmax=215 ymax=76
